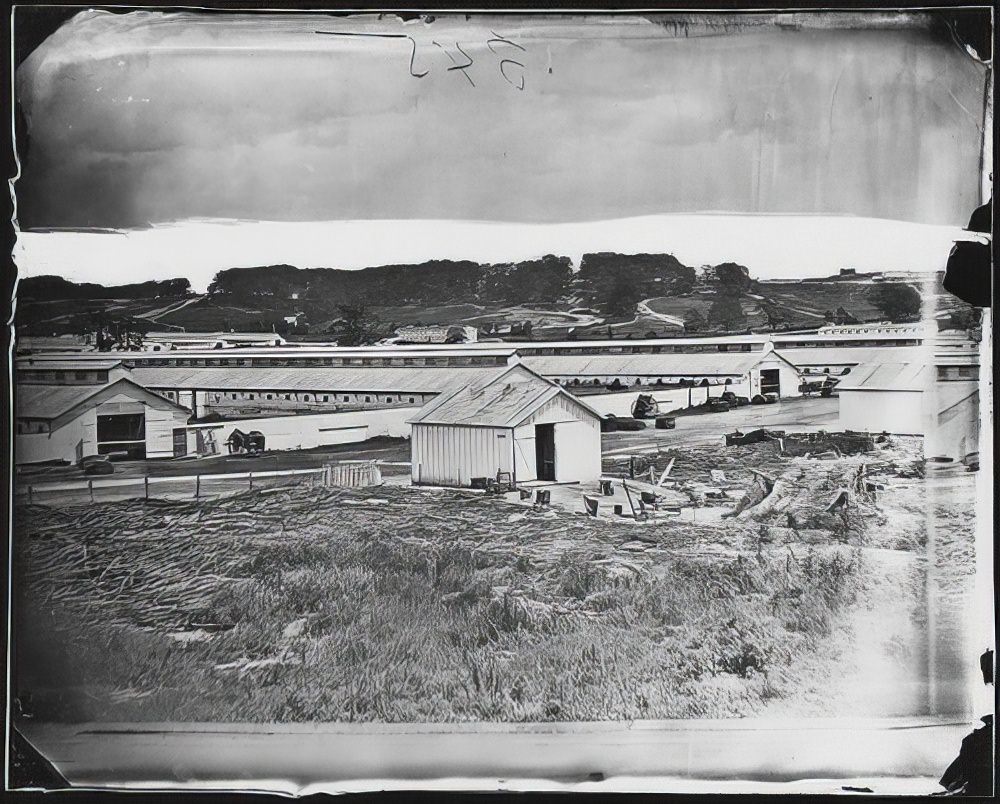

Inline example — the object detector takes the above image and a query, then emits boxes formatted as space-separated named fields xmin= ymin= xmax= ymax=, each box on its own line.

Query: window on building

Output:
xmin=284 ymin=394 xmax=291 ymax=400
xmin=364 ymin=395 xmax=372 ymax=403
xmin=266 ymin=394 xmax=274 ymax=400
xmin=249 ymin=393 xmax=256 ymax=400
xmin=343 ymin=395 xmax=350 ymax=402
xmin=385 ymin=396 xmax=394 ymax=403
xmin=322 ymin=395 xmax=330 ymax=402
xmin=303 ymin=394 xmax=311 ymax=402
xmin=408 ymin=396 xmax=416 ymax=403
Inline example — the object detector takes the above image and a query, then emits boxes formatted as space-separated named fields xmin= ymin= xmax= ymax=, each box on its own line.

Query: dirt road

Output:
xmin=603 ymin=396 xmax=839 ymax=455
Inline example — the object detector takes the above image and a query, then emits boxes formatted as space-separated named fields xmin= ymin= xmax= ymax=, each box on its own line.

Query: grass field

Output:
xmin=13 ymin=436 xmax=930 ymax=724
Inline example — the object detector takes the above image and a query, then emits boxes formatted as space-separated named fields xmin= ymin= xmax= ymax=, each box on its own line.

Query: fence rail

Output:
xmin=18 ymin=467 xmax=330 ymax=504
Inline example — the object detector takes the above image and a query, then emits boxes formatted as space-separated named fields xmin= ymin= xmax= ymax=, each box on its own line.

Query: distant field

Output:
xmin=157 ymin=297 xmax=282 ymax=331
xmin=16 ymin=296 xmax=190 ymax=335
xmin=760 ymin=282 xmax=883 ymax=322
xmin=371 ymin=303 xmax=485 ymax=326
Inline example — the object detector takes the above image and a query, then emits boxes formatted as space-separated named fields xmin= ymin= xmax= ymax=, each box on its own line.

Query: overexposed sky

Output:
xmin=15 ymin=10 xmax=988 ymax=229
xmin=14 ymin=214 xmax=977 ymax=293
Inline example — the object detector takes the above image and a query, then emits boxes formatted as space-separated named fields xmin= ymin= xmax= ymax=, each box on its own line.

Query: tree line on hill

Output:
xmin=18 ymin=275 xmax=191 ymax=300
xmin=205 ymin=253 xmax=701 ymax=314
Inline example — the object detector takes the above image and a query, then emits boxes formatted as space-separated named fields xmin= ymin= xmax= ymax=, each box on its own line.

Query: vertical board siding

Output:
xmin=411 ymin=423 xmax=514 ymax=487
xmin=412 ymin=391 xmax=602 ymax=487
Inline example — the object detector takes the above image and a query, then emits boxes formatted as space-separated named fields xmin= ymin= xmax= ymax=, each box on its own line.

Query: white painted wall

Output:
xmin=16 ymin=393 xmax=190 ymax=464
xmin=16 ymin=410 xmax=94 ymax=464
xmin=839 ymin=389 xmax=924 ymax=435
xmin=188 ymin=407 xmax=418 ymax=455
xmin=747 ymin=357 xmax=802 ymax=399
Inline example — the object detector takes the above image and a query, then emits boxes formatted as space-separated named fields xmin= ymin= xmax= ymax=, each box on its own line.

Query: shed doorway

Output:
xmin=760 ymin=368 xmax=781 ymax=396
xmin=535 ymin=423 xmax=556 ymax=481
xmin=97 ymin=412 xmax=146 ymax=459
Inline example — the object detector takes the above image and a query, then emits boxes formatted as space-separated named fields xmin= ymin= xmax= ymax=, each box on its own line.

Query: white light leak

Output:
xmin=14 ymin=214 xmax=978 ymax=293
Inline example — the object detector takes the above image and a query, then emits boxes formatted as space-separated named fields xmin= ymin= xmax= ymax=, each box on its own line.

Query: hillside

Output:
xmin=15 ymin=258 xmax=941 ymax=343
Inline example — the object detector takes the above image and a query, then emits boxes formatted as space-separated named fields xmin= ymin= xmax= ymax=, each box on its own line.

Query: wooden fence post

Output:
xmin=89 ymin=479 xmax=94 ymax=503
xmin=144 ymin=476 xmax=149 ymax=500
xmin=248 ymin=472 xmax=253 ymax=491
xmin=27 ymin=485 xmax=33 ymax=505
xmin=195 ymin=474 xmax=200 ymax=498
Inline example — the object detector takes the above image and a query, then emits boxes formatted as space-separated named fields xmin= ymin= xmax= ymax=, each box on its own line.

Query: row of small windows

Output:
xmin=18 ymin=369 xmax=109 ymax=384
xmin=162 ymin=390 xmax=420 ymax=405
xmin=131 ymin=356 xmax=509 ymax=368
xmin=553 ymin=377 xmax=734 ymax=387
xmin=937 ymin=365 xmax=978 ymax=380
xmin=16 ymin=419 xmax=50 ymax=434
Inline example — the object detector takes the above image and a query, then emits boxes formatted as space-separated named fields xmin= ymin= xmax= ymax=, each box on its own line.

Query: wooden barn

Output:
xmin=408 ymin=364 xmax=603 ymax=488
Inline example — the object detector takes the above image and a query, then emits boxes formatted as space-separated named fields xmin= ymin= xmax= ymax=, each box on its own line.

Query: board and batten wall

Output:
xmin=410 ymin=424 xmax=514 ymax=486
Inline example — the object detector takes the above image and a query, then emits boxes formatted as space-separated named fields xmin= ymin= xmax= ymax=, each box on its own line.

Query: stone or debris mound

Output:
xmin=780 ymin=431 xmax=876 ymax=457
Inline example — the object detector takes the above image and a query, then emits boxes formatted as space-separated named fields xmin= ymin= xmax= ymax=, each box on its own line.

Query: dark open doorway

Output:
xmin=535 ymin=423 xmax=556 ymax=481
xmin=760 ymin=368 xmax=781 ymax=396
xmin=97 ymin=413 xmax=146 ymax=459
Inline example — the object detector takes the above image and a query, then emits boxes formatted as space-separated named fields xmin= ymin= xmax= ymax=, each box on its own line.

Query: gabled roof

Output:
xmin=836 ymin=361 xmax=929 ymax=392
xmin=779 ymin=347 xmax=923 ymax=367
xmin=16 ymin=359 xmax=125 ymax=372
xmin=521 ymin=348 xmax=801 ymax=378
xmin=409 ymin=364 xmax=603 ymax=428
xmin=129 ymin=365 xmax=500 ymax=393
xmin=16 ymin=377 xmax=191 ymax=424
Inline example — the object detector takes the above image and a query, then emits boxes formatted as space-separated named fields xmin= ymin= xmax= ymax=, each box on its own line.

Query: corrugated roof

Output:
xmin=16 ymin=359 xmax=124 ymax=372
xmin=521 ymin=352 xmax=764 ymax=377
xmin=779 ymin=347 xmax=924 ymax=366
xmin=16 ymin=377 xmax=188 ymax=420
xmin=17 ymin=384 xmax=103 ymax=419
xmin=836 ymin=362 xmax=929 ymax=392
xmin=146 ymin=331 xmax=282 ymax=341
xmin=410 ymin=364 xmax=601 ymax=428
xmin=130 ymin=365 xmax=502 ymax=394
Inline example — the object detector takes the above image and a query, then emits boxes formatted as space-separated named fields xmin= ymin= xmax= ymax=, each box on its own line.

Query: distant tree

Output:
xmin=684 ymin=307 xmax=706 ymax=332
xmin=833 ymin=306 xmax=859 ymax=325
xmin=91 ymin=314 xmax=149 ymax=351
xmin=708 ymin=294 xmax=744 ymax=331
xmin=823 ymin=309 xmax=835 ymax=322
xmin=868 ymin=283 xmax=921 ymax=322
xmin=601 ymin=274 xmax=643 ymax=318
xmin=713 ymin=262 xmax=753 ymax=291
xmin=759 ymin=301 xmax=785 ymax=330
xmin=335 ymin=303 xmax=383 ymax=346
xmin=946 ymin=306 xmax=982 ymax=331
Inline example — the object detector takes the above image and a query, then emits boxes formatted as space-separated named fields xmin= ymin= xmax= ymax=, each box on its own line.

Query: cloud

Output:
xmin=15 ymin=10 xmax=988 ymax=229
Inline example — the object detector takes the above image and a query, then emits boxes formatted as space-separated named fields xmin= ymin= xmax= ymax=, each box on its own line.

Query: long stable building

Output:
xmin=14 ymin=327 xmax=937 ymax=424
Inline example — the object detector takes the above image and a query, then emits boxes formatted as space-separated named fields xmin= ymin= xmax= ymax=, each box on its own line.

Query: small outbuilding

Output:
xmin=837 ymin=361 xmax=929 ymax=435
xmin=409 ymin=364 xmax=603 ymax=488
xmin=16 ymin=376 xmax=193 ymax=465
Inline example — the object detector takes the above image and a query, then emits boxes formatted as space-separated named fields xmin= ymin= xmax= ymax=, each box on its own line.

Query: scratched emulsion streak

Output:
xmin=15 ymin=11 xmax=988 ymax=230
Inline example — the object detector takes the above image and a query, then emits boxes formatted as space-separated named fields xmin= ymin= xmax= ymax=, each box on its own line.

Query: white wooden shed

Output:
xmin=409 ymin=364 xmax=603 ymax=488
